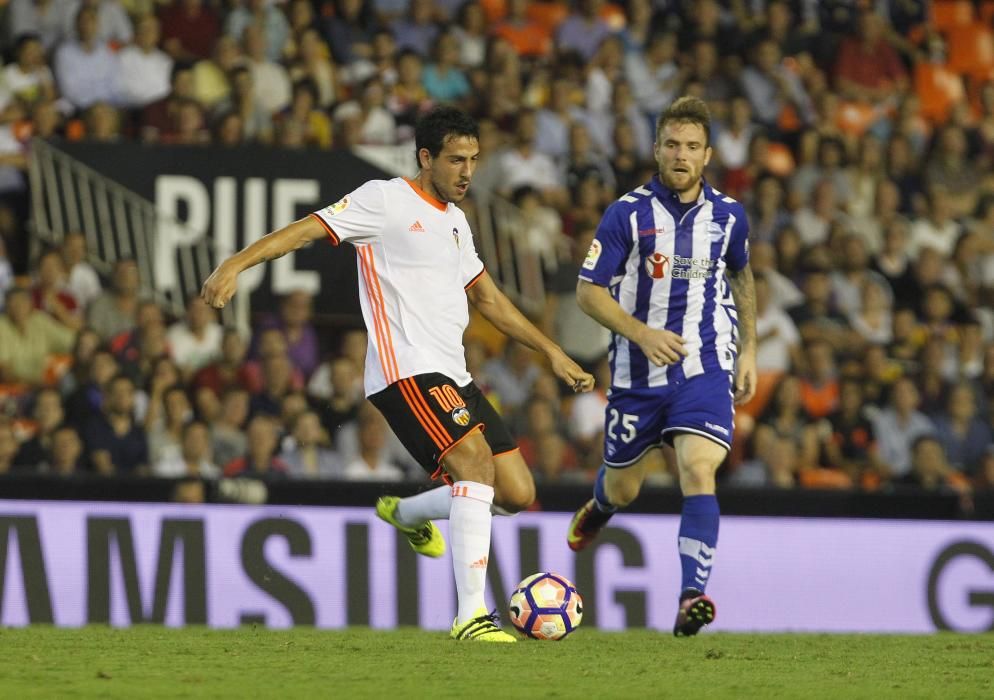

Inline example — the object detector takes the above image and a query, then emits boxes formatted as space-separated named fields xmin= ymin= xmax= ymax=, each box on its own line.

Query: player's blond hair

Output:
xmin=656 ymin=96 xmax=712 ymax=146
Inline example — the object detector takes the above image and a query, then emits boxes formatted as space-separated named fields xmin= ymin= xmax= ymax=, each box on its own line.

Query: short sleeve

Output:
xmin=459 ymin=221 xmax=485 ymax=289
xmin=310 ymin=180 xmax=385 ymax=246
xmin=578 ymin=201 xmax=634 ymax=286
xmin=725 ymin=205 xmax=750 ymax=272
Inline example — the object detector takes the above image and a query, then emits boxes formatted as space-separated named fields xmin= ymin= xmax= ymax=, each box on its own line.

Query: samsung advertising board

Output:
xmin=1 ymin=501 xmax=992 ymax=633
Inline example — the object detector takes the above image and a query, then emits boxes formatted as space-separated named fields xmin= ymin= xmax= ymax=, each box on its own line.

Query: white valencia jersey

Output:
xmin=311 ymin=177 xmax=485 ymax=396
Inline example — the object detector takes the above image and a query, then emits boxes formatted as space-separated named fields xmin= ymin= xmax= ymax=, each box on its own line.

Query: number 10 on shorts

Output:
xmin=607 ymin=409 xmax=639 ymax=443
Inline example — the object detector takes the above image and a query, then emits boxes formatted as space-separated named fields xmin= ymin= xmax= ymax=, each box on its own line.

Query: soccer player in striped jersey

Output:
xmin=565 ymin=96 xmax=758 ymax=637
xmin=201 ymin=106 xmax=594 ymax=642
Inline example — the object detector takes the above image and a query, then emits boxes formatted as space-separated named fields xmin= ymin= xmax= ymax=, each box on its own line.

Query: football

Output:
xmin=508 ymin=572 xmax=583 ymax=640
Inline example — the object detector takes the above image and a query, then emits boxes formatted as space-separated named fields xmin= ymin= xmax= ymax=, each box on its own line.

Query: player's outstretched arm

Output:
xmin=576 ymin=280 xmax=687 ymax=366
xmin=201 ymin=216 xmax=328 ymax=309
xmin=467 ymin=271 xmax=594 ymax=392
xmin=727 ymin=264 xmax=758 ymax=405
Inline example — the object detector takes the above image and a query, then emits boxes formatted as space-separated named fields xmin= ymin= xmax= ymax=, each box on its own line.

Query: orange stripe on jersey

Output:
xmin=362 ymin=247 xmax=401 ymax=380
xmin=357 ymin=246 xmax=395 ymax=384
xmin=464 ymin=267 xmax=485 ymax=290
xmin=309 ymin=212 xmax=340 ymax=245
xmin=403 ymin=378 xmax=452 ymax=444
xmin=398 ymin=379 xmax=447 ymax=449
xmin=404 ymin=178 xmax=447 ymax=212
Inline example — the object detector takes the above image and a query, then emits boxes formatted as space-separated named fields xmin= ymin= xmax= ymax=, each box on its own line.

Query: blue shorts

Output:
xmin=602 ymin=371 xmax=734 ymax=467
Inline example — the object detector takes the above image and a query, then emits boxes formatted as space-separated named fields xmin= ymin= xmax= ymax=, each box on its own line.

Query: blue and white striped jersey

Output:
xmin=578 ymin=176 xmax=750 ymax=389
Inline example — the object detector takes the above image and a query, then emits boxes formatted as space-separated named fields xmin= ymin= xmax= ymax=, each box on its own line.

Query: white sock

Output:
xmin=449 ymin=481 xmax=494 ymax=624
xmin=395 ymin=485 xmax=515 ymax=526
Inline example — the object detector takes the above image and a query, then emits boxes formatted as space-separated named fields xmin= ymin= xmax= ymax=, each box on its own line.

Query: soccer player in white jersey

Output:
xmin=201 ymin=106 xmax=595 ymax=642
xmin=565 ymin=97 xmax=758 ymax=636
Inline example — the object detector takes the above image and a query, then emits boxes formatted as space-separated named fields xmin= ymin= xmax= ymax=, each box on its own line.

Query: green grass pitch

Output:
xmin=0 ymin=627 xmax=991 ymax=699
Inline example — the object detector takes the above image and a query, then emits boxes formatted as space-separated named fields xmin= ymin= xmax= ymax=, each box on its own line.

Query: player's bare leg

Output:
xmin=377 ymin=448 xmax=534 ymax=550
xmin=671 ymin=433 xmax=726 ymax=637
xmin=443 ymin=430 xmax=514 ymax=642
xmin=568 ymin=452 xmax=651 ymax=551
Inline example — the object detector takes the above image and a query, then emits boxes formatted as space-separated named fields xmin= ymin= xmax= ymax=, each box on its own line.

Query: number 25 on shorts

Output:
xmin=607 ymin=409 xmax=639 ymax=443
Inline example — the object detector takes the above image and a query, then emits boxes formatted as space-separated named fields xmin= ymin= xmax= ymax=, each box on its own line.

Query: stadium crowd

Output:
xmin=1 ymin=0 xmax=994 ymax=502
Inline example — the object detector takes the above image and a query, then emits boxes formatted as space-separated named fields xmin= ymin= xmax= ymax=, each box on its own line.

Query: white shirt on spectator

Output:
xmin=68 ymin=0 xmax=134 ymax=46
xmin=1 ymin=63 xmax=55 ymax=105
xmin=343 ymin=456 xmax=405 ymax=481
xmin=154 ymin=456 xmax=220 ymax=479
xmin=756 ymin=304 xmax=800 ymax=373
xmin=332 ymin=102 xmax=397 ymax=145
xmin=569 ymin=390 xmax=608 ymax=442
xmin=117 ymin=44 xmax=173 ymax=108
xmin=871 ymin=409 xmax=935 ymax=478
xmin=910 ymin=217 xmax=961 ymax=257
xmin=166 ymin=320 xmax=223 ymax=374
xmin=497 ymin=147 xmax=563 ymax=192
xmin=54 ymin=39 xmax=122 ymax=109
xmin=7 ymin=0 xmax=76 ymax=52
xmin=248 ymin=59 xmax=291 ymax=115
xmin=67 ymin=261 xmax=102 ymax=308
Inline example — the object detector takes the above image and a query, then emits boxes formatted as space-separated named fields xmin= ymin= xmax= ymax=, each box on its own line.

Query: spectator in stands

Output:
xmin=32 ymin=248 xmax=82 ymax=331
xmin=48 ymin=424 xmax=84 ymax=475
xmin=391 ymin=0 xmax=440 ymax=57
xmin=626 ymin=31 xmax=684 ymax=118
xmin=192 ymin=327 xmax=251 ymax=394
xmin=146 ymin=383 xmax=191 ymax=466
xmin=423 ymin=31 xmax=470 ymax=103
xmin=87 ymin=258 xmax=140 ymax=341
xmin=167 ymin=296 xmax=222 ymax=376
xmin=872 ymin=376 xmax=935 ymax=480
xmin=817 ymin=377 xmax=887 ymax=485
xmin=901 ymin=435 xmax=971 ymax=495
xmin=60 ymin=232 xmax=101 ymax=309
xmin=7 ymin=0 xmax=76 ymax=53
xmin=753 ymin=374 xmax=817 ymax=470
xmin=223 ymin=414 xmax=289 ymax=479
xmin=832 ymin=9 xmax=908 ymax=105
xmin=556 ymin=0 xmax=611 ymax=61
xmin=323 ymin=0 xmax=376 ymax=65
xmin=226 ymin=0 xmax=290 ymax=63
xmin=12 ymin=388 xmax=65 ymax=471
xmin=535 ymin=78 xmax=583 ymax=165
xmin=332 ymin=76 xmax=397 ymax=145
xmin=250 ymin=354 xmax=295 ymax=418
xmin=213 ymin=65 xmax=274 ymax=144
xmin=483 ymin=341 xmax=541 ymax=415
xmin=0 ymin=287 xmax=75 ymax=385
xmin=568 ymin=357 xmax=609 ymax=472
xmin=159 ymin=0 xmax=221 ymax=63
xmin=64 ymin=347 xmax=117 ymax=427
xmin=241 ymin=22 xmax=291 ymax=116
xmin=0 ymin=419 xmax=16 ymax=474
xmin=342 ymin=402 xmax=405 ymax=481
xmin=212 ymin=386 xmax=249 ymax=468
xmin=313 ymin=356 xmax=363 ymax=436
xmin=2 ymin=35 xmax=57 ymax=108
xmin=281 ymin=410 xmax=342 ymax=479
xmin=248 ymin=290 xmax=318 ymax=379
xmin=935 ymin=382 xmax=992 ymax=476
xmin=497 ymin=109 xmax=566 ymax=207
xmin=119 ymin=14 xmax=173 ymax=109
xmin=493 ymin=0 xmax=550 ymax=59
xmin=192 ymin=35 xmax=239 ymax=110
xmin=54 ymin=5 xmax=123 ymax=110
xmin=789 ymin=265 xmax=849 ymax=350
xmin=288 ymin=29 xmax=339 ymax=110
xmin=749 ymin=271 xmax=801 ymax=415
xmin=83 ymin=373 xmax=148 ymax=475
xmin=154 ymin=419 xmax=219 ymax=478
xmin=740 ymin=37 xmax=814 ymax=135
xmin=910 ymin=186 xmax=963 ymax=259
xmin=277 ymin=80 xmax=333 ymax=149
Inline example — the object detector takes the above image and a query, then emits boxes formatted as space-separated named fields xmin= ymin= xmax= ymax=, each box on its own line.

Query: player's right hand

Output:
xmin=201 ymin=260 xmax=239 ymax=309
xmin=636 ymin=327 xmax=687 ymax=366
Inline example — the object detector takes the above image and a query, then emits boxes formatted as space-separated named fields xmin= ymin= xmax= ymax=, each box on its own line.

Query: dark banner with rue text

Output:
xmin=1 ymin=501 xmax=993 ymax=633
xmin=55 ymin=142 xmax=391 ymax=321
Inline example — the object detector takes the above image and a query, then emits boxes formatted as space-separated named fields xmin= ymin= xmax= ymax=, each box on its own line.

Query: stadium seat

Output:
xmin=914 ymin=62 xmax=966 ymax=124
xmin=946 ymin=23 xmax=994 ymax=81
xmin=931 ymin=0 xmax=974 ymax=32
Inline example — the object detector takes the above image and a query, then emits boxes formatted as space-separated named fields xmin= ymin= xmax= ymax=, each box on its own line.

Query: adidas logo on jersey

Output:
xmin=409 ymin=220 xmax=425 ymax=232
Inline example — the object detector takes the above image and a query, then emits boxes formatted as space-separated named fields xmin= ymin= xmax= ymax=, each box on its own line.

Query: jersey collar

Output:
xmin=648 ymin=174 xmax=711 ymax=207
xmin=404 ymin=178 xmax=448 ymax=212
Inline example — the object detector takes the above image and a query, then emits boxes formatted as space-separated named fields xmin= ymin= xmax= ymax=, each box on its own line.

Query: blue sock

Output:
xmin=593 ymin=465 xmax=617 ymax=513
xmin=677 ymin=495 xmax=719 ymax=596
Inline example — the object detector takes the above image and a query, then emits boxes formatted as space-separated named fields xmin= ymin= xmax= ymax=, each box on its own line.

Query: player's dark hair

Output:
xmin=414 ymin=106 xmax=479 ymax=170
xmin=656 ymin=96 xmax=711 ymax=146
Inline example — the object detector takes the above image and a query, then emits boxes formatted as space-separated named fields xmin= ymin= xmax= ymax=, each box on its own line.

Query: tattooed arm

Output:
xmin=201 ymin=217 xmax=327 ymax=309
xmin=727 ymin=264 xmax=758 ymax=404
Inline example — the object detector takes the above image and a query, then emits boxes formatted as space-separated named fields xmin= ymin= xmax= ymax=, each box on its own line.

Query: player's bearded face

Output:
xmin=654 ymin=122 xmax=711 ymax=195
xmin=427 ymin=135 xmax=480 ymax=204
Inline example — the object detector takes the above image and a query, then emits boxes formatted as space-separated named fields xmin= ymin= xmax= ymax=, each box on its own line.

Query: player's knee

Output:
xmin=496 ymin=477 xmax=535 ymax=513
xmin=679 ymin=460 xmax=717 ymax=493
xmin=606 ymin=477 xmax=640 ymax=507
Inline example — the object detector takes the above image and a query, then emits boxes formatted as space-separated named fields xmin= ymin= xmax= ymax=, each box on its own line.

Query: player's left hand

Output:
xmin=734 ymin=351 xmax=757 ymax=405
xmin=549 ymin=351 xmax=595 ymax=393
